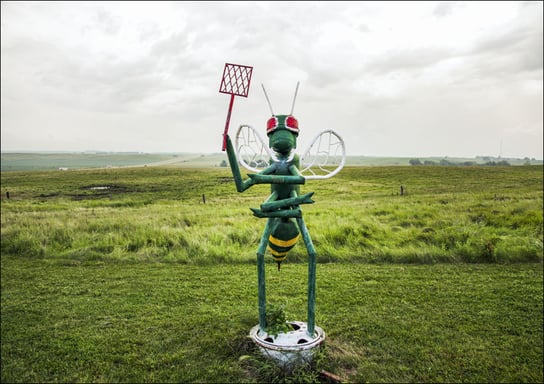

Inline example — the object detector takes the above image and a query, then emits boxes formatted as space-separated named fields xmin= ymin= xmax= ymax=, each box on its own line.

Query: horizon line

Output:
xmin=1 ymin=149 xmax=542 ymax=161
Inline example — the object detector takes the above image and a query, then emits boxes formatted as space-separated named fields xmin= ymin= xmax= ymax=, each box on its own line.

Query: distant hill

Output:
xmin=1 ymin=152 xmax=541 ymax=172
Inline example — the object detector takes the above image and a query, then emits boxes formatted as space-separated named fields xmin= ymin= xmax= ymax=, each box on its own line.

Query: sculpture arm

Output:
xmin=248 ymin=173 xmax=305 ymax=185
xmin=225 ymin=135 xmax=255 ymax=192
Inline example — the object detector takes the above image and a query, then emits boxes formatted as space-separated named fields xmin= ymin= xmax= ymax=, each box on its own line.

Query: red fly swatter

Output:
xmin=219 ymin=63 xmax=253 ymax=151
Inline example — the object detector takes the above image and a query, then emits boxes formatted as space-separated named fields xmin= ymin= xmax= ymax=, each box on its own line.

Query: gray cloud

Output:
xmin=433 ymin=2 xmax=457 ymax=17
xmin=1 ymin=1 xmax=542 ymax=158
xmin=362 ymin=47 xmax=456 ymax=76
xmin=93 ymin=9 xmax=122 ymax=35
xmin=471 ymin=25 xmax=543 ymax=74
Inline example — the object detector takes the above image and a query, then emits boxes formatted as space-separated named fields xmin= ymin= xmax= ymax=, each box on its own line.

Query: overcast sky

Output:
xmin=1 ymin=1 xmax=543 ymax=158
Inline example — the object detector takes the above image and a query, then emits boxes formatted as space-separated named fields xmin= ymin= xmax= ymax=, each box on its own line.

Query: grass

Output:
xmin=1 ymin=259 xmax=542 ymax=382
xmin=1 ymin=164 xmax=543 ymax=382
xmin=2 ymin=152 xmax=541 ymax=172
xmin=1 ymin=166 xmax=542 ymax=265
xmin=0 ymin=152 xmax=179 ymax=172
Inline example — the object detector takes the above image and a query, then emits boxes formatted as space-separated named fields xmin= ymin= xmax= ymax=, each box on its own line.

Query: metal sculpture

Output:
xmin=219 ymin=63 xmax=346 ymax=338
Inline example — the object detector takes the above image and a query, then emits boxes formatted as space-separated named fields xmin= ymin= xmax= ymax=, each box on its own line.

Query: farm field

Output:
xmin=1 ymin=165 xmax=543 ymax=382
xmin=2 ymin=151 xmax=541 ymax=171
xmin=0 ymin=152 xmax=205 ymax=172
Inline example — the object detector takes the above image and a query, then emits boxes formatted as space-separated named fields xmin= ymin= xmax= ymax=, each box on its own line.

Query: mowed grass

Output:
xmin=1 ymin=259 xmax=542 ymax=383
xmin=1 ymin=165 xmax=543 ymax=382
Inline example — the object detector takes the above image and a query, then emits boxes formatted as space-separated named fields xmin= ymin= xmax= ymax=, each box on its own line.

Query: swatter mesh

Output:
xmin=219 ymin=63 xmax=253 ymax=97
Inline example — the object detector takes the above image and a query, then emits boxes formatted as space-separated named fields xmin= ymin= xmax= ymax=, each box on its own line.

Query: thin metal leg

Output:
xmin=296 ymin=217 xmax=317 ymax=337
xmin=257 ymin=218 xmax=274 ymax=332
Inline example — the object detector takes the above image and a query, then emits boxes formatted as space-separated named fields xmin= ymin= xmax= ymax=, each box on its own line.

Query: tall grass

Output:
xmin=1 ymin=166 xmax=543 ymax=264
xmin=1 ymin=166 xmax=542 ymax=264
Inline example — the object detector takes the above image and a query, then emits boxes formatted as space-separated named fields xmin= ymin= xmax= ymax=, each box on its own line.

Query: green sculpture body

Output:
xmin=226 ymin=113 xmax=321 ymax=337
xmin=219 ymin=67 xmax=345 ymax=339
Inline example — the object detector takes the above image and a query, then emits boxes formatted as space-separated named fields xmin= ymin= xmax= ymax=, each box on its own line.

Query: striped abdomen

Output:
xmin=268 ymin=219 xmax=300 ymax=270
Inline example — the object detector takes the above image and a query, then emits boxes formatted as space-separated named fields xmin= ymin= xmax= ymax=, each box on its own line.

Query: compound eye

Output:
xmin=286 ymin=116 xmax=299 ymax=132
xmin=267 ymin=116 xmax=278 ymax=134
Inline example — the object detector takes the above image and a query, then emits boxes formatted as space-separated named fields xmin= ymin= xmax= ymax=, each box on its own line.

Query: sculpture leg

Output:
xmin=296 ymin=217 xmax=317 ymax=337
xmin=257 ymin=218 xmax=274 ymax=332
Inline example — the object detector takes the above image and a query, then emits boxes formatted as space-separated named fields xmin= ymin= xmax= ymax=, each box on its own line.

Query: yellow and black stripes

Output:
xmin=269 ymin=234 xmax=299 ymax=257
xmin=268 ymin=219 xmax=300 ymax=269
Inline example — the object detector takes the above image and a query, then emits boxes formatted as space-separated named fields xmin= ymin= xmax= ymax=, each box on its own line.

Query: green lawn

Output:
xmin=1 ymin=258 xmax=542 ymax=383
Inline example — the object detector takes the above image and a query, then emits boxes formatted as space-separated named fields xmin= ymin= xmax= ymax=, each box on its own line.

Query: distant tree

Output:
xmin=440 ymin=159 xmax=456 ymax=166
xmin=409 ymin=158 xmax=422 ymax=166
xmin=220 ymin=160 xmax=228 ymax=167
xmin=485 ymin=161 xmax=509 ymax=166
xmin=424 ymin=160 xmax=436 ymax=165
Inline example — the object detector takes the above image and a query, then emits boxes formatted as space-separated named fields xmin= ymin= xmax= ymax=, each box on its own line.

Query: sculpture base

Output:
xmin=249 ymin=321 xmax=325 ymax=369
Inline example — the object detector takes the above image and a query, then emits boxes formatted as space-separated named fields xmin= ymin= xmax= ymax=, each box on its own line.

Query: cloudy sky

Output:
xmin=1 ymin=1 xmax=542 ymax=158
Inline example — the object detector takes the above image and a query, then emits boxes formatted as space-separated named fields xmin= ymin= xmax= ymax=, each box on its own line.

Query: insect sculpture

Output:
xmin=220 ymin=64 xmax=345 ymax=337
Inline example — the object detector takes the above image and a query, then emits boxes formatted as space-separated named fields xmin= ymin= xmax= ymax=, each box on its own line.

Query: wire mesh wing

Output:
xmin=235 ymin=125 xmax=275 ymax=173
xmin=300 ymin=130 xmax=346 ymax=179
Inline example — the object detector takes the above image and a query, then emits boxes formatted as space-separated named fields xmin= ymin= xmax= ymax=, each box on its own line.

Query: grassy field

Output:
xmin=0 ymin=152 xmax=219 ymax=172
xmin=1 ymin=166 xmax=542 ymax=264
xmin=1 ymin=165 xmax=543 ymax=382
xmin=2 ymin=151 xmax=541 ymax=171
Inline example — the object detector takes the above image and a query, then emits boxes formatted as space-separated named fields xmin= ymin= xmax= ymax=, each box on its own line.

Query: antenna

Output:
xmin=290 ymin=81 xmax=300 ymax=115
xmin=261 ymin=84 xmax=274 ymax=115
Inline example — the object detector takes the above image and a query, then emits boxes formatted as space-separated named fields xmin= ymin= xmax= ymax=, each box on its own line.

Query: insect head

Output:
xmin=266 ymin=115 xmax=299 ymax=155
